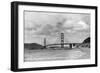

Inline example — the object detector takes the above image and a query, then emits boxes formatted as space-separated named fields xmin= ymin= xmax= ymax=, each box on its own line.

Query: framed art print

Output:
xmin=11 ymin=1 xmax=98 ymax=72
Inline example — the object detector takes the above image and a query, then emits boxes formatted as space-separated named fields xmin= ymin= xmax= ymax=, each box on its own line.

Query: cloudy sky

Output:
xmin=24 ymin=11 xmax=90 ymax=45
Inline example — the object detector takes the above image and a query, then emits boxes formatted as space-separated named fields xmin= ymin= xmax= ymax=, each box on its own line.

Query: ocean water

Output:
xmin=24 ymin=48 xmax=90 ymax=62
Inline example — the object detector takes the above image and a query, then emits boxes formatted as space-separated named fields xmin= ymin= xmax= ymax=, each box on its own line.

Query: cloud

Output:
xmin=25 ymin=11 xmax=90 ymax=35
xmin=24 ymin=11 xmax=90 ymax=43
xmin=63 ymin=19 xmax=89 ymax=33
xmin=74 ymin=21 xmax=89 ymax=30
xmin=27 ymin=19 xmax=89 ymax=37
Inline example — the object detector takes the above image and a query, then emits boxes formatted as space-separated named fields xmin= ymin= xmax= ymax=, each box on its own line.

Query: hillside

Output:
xmin=82 ymin=37 xmax=90 ymax=43
xmin=24 ymin=43 xmax=43 ymax=50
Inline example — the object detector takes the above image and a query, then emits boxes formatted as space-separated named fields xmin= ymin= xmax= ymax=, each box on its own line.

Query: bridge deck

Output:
xmin=46 ymin=43 xmax=81 ymax=46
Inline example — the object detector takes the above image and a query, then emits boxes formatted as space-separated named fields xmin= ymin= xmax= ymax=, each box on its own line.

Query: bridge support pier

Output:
xmin=69 ymin=44 xmax=72 ymax=48
xmin=44 ymin=38 xmax=46 ymax=49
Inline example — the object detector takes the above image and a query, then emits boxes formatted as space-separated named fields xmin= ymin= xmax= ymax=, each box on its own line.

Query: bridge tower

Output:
xmin=61 ymin=33 xmax=64 ymax=48
xmin=44 ymin=38 xmax=46 ymax=48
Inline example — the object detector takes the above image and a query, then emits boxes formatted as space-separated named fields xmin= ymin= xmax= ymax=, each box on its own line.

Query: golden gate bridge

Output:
xmin=43 ymin=33 xmax=81 ymax=49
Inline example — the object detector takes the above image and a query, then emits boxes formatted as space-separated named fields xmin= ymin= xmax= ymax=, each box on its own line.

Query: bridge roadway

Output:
xmin=46 ymin=43 xmax=82 ymax=48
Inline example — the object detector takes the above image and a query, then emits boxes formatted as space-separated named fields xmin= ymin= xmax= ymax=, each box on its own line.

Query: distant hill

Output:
xmin=82 ymin=37 xmax=90 ymax=43
xmin=24 ymin=43 xmax=43 ymax=50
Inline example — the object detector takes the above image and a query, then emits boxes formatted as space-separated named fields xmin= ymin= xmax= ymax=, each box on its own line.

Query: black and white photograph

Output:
xmin=24 ymin=11 xmax=91 ymax=62
xmin=11 ymin=1 xmax=97 ymax=71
